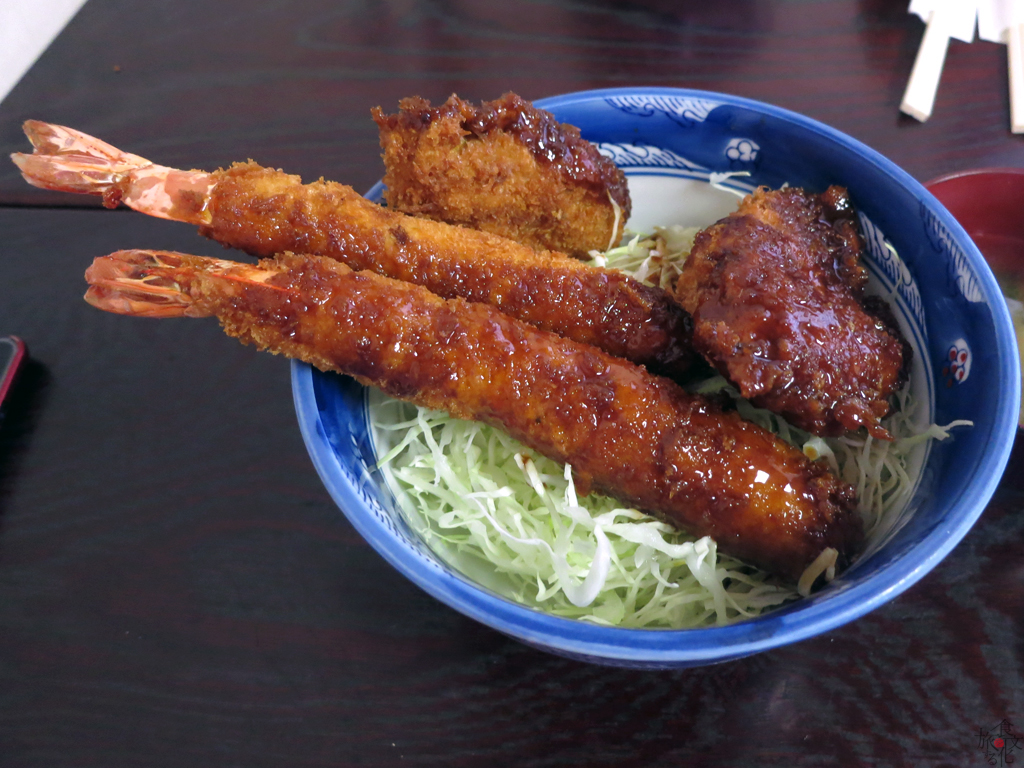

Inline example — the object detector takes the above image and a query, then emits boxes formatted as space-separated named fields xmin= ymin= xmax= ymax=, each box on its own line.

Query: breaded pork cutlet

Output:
xmin=372 ymin=93 xmax=631 ymax=257
xmin=673 ymin=186 xmax=909 ymax=440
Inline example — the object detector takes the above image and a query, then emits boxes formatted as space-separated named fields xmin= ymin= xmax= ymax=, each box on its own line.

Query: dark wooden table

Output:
xmin=2 ymin=1 xmax=1023 ymax=765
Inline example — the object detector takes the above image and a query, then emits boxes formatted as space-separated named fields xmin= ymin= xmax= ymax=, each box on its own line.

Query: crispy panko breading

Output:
xmin=199 ymin=162 xmax=696 ymax=380
xmin=674 ymin=186 xmax=909 ymax=440
xmin=372 ymin=93 xmax=631 ymax=257
xmin=9 ymin=121 xmax=695 ymax=380
xmin=85 ymin=249 xmax=862 ymax=579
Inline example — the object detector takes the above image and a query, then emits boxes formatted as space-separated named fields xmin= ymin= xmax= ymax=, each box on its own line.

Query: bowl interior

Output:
xmin=292 ymin=88 xmax=1019 ymax=666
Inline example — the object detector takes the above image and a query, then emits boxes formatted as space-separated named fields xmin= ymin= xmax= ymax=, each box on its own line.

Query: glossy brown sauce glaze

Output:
xmin=152 ymin=251 xmax=861 ymax=580
xmin=200 ymin=162 xmax=697 ymax=380
xmin=469 ymin=93 xmax=629 ymax=205
xmin=372 ymin=93 xmax=630 ymax=257
xmin=674 ymin=186 xmax=909 ymax=440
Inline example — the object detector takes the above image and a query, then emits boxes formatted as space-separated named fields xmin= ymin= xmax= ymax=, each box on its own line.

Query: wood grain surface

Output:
xmin=1 ymin=1 xmax=1023 ymax=766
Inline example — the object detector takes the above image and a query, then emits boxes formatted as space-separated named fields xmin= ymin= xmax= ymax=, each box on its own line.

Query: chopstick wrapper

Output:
xmin=901 ymin=0 xmax=978 ymax=122
xmin=978 ymin=0 xmax=1024 ymax=133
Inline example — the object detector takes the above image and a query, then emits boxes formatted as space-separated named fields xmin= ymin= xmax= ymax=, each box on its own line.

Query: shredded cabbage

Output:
xmin=370 ymin=229 xmax=970 ymax=629
xmin=373 ymin=401 xmax=790 ymax=627
xmin=589 ymin=226 xmax=699 ymax=291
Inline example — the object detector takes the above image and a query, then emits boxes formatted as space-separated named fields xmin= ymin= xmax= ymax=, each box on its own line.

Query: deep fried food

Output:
xmin=12 ymin=121 xmax=696 ymax=380
xmin=203 ymin=163 xmax=695 ymax=378
xmin=373 ymin=93 xmax=631 ymax=257
xmin=84 ymin=249 xmax=863 ymax=580
xmin=673 ymin=186 xmax=908 ymax=439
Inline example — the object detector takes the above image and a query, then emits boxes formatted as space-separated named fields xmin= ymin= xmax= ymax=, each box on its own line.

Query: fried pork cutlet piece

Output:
xmin=85 ymin=249 xmax=862 ymax=580
xmin=674 ymin=186 xmax=908 ymax=440
xmin=11 ymin=121 xmax=696 ymax=381
xmin=372 ymin=93 xmax=631 ymax=257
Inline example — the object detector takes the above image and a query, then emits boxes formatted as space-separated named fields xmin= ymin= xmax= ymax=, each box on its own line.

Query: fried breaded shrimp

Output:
xmin=373 ymin=93 xmax=631 ymax=257
xmin=12 ymin=120 xmax=696 ymax=380
xmin=84 ymin=249 xmax=862 ymax=580
xmin=674 ymin=186 xmax=908 ymax=440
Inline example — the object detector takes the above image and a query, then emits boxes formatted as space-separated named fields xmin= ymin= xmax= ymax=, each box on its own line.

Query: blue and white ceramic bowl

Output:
xmin=291 ymin=87 xmax=1019 ymax=667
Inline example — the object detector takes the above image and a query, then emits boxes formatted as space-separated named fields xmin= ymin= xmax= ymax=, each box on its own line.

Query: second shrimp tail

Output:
xmin=84 ymin=250 xmax=277 ymax=318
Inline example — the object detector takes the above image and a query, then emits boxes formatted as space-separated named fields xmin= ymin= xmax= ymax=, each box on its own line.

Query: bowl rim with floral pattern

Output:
xmin=290 ymin=87 xmax=1019 ymax=667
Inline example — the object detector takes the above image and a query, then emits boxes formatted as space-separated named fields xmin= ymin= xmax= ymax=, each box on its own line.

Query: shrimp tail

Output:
xmin=12 ymin=121 xmax=153 ymax=196
xmin=10 ymin=121 xmax=215 ymax=223
xmin=83 ymin=250 xmax=274 ymax=318
xmin=85 ymin=250 xmax=206 ymax=318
